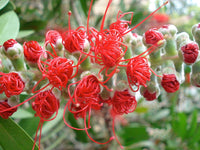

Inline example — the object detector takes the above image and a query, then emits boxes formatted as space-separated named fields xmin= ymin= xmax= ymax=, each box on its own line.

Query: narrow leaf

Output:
xmin=0 ymin=117 xmax=38 ymax=150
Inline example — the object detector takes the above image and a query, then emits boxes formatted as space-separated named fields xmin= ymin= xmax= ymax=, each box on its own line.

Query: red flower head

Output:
xmin=161 ymin=74 xmax=180 ymax=93
xmin=44 ymin=57 xmax=73 ymax=90
xmin=0 ymin=101 xmax=17 ymax=119
xmin=95 ymin=39 xmax=124 ymax=68
xmin=32 ymin=90 xmax=60 ymax=120
xmin=3 ymin=39 xmax=18 ymax=51
xmin=110 ymin=90 xmax=137 ymax=116
xmin=75 ymin=75 xmax=101 ymax=98
xmin=142 ymin=89 xmax=157 ymax=101
xmin=126 ymin=56 xmax=151 ymax=92
xmin=0 ymin=72 xmax=25 ymax=97
xmin=180 ymin=42 xmax=199 ymax=65
xmin=62 ymin=26 xmax=86 ymax=53
xmin=45 ymin=30 xmax=62 ymax=46
xmin=143 ymin=28 xmax=164 ymax=46
xmin=23 ymin=41 xmax=43 ymax=63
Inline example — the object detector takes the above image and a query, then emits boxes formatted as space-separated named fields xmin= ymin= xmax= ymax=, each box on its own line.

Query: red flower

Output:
xmin=0 ymin=101 xmax=17 ymax=119
xmin=46 ymin=57 xmax=73 ymax=89
xmin=0 ymin=72 xmax=25 ymax=97
xmin=126 ymin=56 xmax=151 ymax=92
xmin=144 ymin=28 xmax=164 ymax=45
xmin=180 ymin=42 xmax=199 ymax=65
xmin=109 ymin=11 xmax=133 ymax=35
xmin=142 ymin=89 xmax=157 ymax=101
xmin=62 ymin=26 xmax=86 ymax=53
xmin=75 ymin=75 xmax=101 ymax=98
xmin=23 ymin=41 xmax=43 ymax=63
xmin=161 ymin=74 xmax=180 ymax=93
xmin=34 ymin=56 xmax=74 ymax=92
xmin=3 ymin=39 xmax=18 ymax=51
xmin=32 ymin=90 xmax=60 ymax=120
xmin=151 ymin=13 xmax=169 ymax=24
xmin=110 ymin=90 xmax=137 ymax=116
xmin=45 ymin=30 xmax=62 ymax=46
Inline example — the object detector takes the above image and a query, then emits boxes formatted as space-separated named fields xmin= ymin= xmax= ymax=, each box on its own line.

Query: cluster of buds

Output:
xmin=1 ymin=0 xmax=200 ymax=149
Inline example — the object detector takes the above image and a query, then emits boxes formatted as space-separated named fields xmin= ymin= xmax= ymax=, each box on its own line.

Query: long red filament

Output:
xmin=122 ymin=0 xmax=169 ymax=35
xmin=100 ymin=0 xmax=113 ymax=32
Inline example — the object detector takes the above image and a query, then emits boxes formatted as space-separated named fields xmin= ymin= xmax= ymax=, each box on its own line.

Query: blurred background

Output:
xmin=1 ymin=0 xmax=200 ymax=150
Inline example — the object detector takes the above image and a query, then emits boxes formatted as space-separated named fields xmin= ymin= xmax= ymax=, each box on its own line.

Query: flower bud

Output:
xmin=45 ymin=30 xmax=63 ymax=52
xmin=159 ymin=24 xmax=178 ymax=38
xmin=161 ymin=74 xmax=180 ymax=93
xmin=140 ymin=81 xmax=160 ymax=101
xmin=2 ymin=39 xmax=23 ymax=60
xmin=176 ymin=32 xmax=190 ymax=50
xmin=192 ymin=23 xmax=200 ymax=45
xmin=178 ymin=41 xmax=199 ymax=65
xmin=0 ymin=72 xmax=25 ymax=97
xmin=143 ymin=28 xmax=165 ymax=47
xmin=32 ymin=90 xmax=60 ymax=119
xmin=0 ymin=100 xmax=17 ymax=119
xmin=23 ymin=41 xmax=43 ymax=65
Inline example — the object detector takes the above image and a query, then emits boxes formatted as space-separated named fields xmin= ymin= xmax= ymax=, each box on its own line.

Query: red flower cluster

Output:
xmin=0 ymin=0 xmax=171 ymax=149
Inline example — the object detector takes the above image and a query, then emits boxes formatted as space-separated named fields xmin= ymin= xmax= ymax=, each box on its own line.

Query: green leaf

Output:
xmin=17 ymin=30 xmax=35 ymax=39
xmin=11 ymin=108 xmax=34 ymax=119
xmin=0 ymin=0 xmax=9 ymax=10
xmin=0 ymin=11 xmax=19 ymax=44
xmin=187 ymin=110 xmax=197 ymax=137
xmin=0 ymin=117 xmax=38 ymax=150
xmin=172 ymin=113 xmax=187 ymax=139
xmin=119 ymin=124 xmax=149 ymax=146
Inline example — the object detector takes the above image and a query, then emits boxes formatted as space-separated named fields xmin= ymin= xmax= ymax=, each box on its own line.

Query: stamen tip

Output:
xmin=68 ymin=11 xmax=72 ymax=16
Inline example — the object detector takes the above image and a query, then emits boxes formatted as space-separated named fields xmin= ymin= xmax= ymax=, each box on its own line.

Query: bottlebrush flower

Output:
xmin=23 ymin=41 xmax=44 ymax=64
xmin=143 ymin=28 xmax=164 ymax=46
xmin=161 ymin=74 xmax=180 ymax=93
xmin=0 ymin=101 xmax=17 ymax=119
xmin=0 ymin=72 xmax=25 ymax=97
xmin=179 ymin=42 xmax=199 ymax=65
xmin=110 ymin=89 xmax=137 ymax=116
xmin=126 ymin=56 xmax=151 ymax=92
